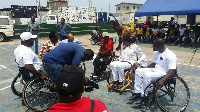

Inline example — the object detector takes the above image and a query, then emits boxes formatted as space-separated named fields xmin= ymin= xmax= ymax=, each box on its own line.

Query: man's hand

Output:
xmin=40 ymin=74 xmax=47 ymax=79
xmin=157 ymin=79 xmax=165 ymax=89
xmin=116 ymin=46 xmax=121 ymax=51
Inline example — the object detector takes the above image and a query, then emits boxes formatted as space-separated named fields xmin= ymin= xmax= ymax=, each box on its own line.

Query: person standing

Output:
xmin=55 ymin=18 xmax=72 ymax=41
xmin=42 ymin=43 xmax=94 ymax=84
xmin=27 ymin=16 xmax=41 ymax=54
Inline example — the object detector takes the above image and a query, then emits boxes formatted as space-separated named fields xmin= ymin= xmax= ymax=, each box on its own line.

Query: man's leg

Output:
xmin=116 ymin=62 xmax=131 ymax=87
xmin=110 ymin=61 xmax=119 ymax=82
xmin=34 ymin=35 xmax=39 ymax=54
xmin=93 ymin=56 xmax=102 ymax=76
xmin=43 ymin=62 xmax=63 ymax=85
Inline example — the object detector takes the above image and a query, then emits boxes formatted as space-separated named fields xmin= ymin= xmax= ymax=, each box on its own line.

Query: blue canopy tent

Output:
xmin=135 ymin=0 xmax=200 ymax=17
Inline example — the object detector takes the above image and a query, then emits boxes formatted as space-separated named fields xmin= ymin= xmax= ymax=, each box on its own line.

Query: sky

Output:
xmin=0 ymin=0 xmax=147 ymax=13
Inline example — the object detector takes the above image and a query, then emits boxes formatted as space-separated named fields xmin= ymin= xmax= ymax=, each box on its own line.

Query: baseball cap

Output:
xmin=20 ymin=32 xmax=37 ymax=41
xmin=102 ymin=32 xmax=109 ymax=37
xmin=56 ymin=65 xmax=85 ymax=97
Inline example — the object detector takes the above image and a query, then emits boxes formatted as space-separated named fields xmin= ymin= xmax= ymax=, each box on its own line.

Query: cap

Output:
xmin=20 ymin=32 xmax=37 ymax=41
xmin=123 ymin=35 xmax=136 ymax=43
xmin=102 ymin=32 xmax=109 ymax=37
xmin=56 ymin=65 xmax=85 ymax=97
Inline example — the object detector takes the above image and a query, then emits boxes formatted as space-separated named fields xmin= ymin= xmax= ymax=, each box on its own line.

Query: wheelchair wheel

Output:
xmin=22 ymin=78 xmax=57 ymax=111
xmin=156 ymin=75 xmax=190 ymax=112
xmin=11 ymin=73 xmax=26 ymax=97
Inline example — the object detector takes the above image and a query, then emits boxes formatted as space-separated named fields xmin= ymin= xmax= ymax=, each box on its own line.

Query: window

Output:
xmin=137 ymin=6 xmax=140 ymax=9
xmin=133 ymin=6 xmax=135 ymax=9
xmin=118 ymin=7 xmax=120 ymax=10
xmin=126 ymin=6 xmax=129 ymax=10
xmin=124 ymin=6 xmax=125 ymax=8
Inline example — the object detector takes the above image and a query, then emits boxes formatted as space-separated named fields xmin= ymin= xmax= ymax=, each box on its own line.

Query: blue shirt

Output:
xmin=56 ymin=23 xmax=71 ymax=35
xmin=43 ymin=43 xmax=85 ymax=66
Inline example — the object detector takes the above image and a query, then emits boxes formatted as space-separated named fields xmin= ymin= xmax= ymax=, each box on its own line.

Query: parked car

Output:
xmin=0 ymin=16 xmax=14 ymax=41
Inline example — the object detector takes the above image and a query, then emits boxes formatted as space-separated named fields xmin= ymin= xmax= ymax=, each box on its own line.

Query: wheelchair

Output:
xmin=107 ymin=61 xmax=135 ymax=95
xmin=11 ymin=67 xmax=57 ymax=111
xmin=133 ymin=71 xmax=190 ymax=112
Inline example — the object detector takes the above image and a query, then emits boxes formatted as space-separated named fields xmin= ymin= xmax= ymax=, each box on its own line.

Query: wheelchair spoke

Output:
xmin=156 ymin=76 xmax=190 ymax=112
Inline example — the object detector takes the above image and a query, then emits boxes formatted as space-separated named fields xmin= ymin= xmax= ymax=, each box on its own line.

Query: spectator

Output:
xmin=136 ymin=25 xmax=143 ymax=42
xmin=128 ymin=38 xmax=177 ymax=104
xmin=14 ymin=32 xmax=47 ymax=80
xmin=39 ymin=31 xmax=59 ymax=59
xmin=113 ymin=22 xmax=133 ymax=51
xmin=110 ymin=35 xmax=147 ymax=87
xmin=27 ymin=16 xmax=41 ymax=54
xmin=166 ymin=17 xmax=176 ymax=42
xmin=46 ymin=65 xmax=108 ymax=112
xmin=42 ymin=42 xmax=94 ymax=84
xmin=93 ymin=32 xmax=114 ymax=77
xmin=59 ymin=33 xmax=82 ymax=46
xmin=55 ymin=18 xmax=72 ymax=41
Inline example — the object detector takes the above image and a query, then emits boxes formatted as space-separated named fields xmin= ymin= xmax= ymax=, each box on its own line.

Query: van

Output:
xmin=0 ymin=16 xmax=14 ymax=41
xmin=41 ymin=15 xmax=58 ymax=24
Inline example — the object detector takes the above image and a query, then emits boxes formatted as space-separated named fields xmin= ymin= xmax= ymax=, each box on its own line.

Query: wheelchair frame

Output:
xmin=107 ymin=61 xmax=135 ymax=95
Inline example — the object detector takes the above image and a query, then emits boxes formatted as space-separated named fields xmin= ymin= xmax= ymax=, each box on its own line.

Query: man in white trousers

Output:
xmin=110 ymin=35 xmax=147 ymax=87
xmin=127 ymin=38 xmax=177 ymax=104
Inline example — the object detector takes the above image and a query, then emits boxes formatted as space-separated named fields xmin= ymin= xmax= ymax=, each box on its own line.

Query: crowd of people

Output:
xmin=13 ymin=16 xmax=178 ymax=111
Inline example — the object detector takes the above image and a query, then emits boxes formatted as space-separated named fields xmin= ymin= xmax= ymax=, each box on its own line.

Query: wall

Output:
xmin=13 ymin=23 xmax=115 ymax=39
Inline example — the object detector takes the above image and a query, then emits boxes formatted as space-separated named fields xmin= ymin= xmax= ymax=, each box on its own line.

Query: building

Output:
xmin=115 ymin=2 xmax=142 ymax=25
xmin=47 ymin=0 xmax=68 ymax=9
xmin=115 ymin=2 xmax=142 ymax=14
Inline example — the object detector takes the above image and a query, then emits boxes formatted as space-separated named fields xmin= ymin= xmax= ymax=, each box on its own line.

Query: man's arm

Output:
xmin=99 ymin=49 xmax=111 ymax=56
xmin=55 ymin=24 xmax=60 ymax=30
xmin=147 ymin=62 xmax=156 ymax=68
xmin=25 ymin=64 xmax=47 ymax=79
xmin=157 ymin=69 xmax=176 ymax=87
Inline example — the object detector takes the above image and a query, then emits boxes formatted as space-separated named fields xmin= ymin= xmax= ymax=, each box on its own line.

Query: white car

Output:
xmin=0 ymin=16 xmax=14 ymax=41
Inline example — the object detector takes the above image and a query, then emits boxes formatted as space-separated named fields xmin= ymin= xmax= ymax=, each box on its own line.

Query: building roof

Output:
xmin=115 ymin=2 xmax=143 ymax=6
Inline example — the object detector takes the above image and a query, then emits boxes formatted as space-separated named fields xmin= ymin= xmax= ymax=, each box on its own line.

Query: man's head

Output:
xmin=49 ymin=31 xmax=58 ymax=44
xmin=67 ymin=33 xmax=74 ymax=42
xmin=171 ymin=17 xmax=174 ymax=20
xmin=82 ymin=49 xmax=94 ymax=61
xmin=20 ymin=32 xmax=37 ymax=47
xmin=102 ymin=32 xmax=109 ymax=43
xmin=61 ymin=18 xmax=65 ymax=24
xmin=31 ymin=16 xmax=35 ymax=23
xmin=123 ymin=35 xmax=136 ymax=46
xmin=153 ymin=38 xmax=165 ymax=52
xmin=56 ymin=65 xmax=85 ymax=100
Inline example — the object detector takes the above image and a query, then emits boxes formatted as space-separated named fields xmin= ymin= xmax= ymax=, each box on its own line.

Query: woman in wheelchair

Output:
xmin=127 ymin=38 xmax=177 ymax=104
xmin=110 ymin=35 xmax=147 ymax=88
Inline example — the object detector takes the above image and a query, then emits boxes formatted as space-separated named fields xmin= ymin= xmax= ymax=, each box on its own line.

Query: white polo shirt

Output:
xmin=14 ymin=44 xmax=41 ymax=70
xmin=153 ymin=48 xmax=177 ymax=75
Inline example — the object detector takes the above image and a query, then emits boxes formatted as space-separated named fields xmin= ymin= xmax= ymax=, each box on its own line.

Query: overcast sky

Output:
xmin=0 ymin=0 xmax=147 ymax=13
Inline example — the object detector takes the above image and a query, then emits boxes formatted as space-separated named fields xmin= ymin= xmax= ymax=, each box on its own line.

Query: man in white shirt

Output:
xmin=128 ymin=38 xmax=177 ymax=104
xmin=110 ymin=35 xmax=147 ymax=87
xmin=14 ymin=32 xmax=47 ymax=79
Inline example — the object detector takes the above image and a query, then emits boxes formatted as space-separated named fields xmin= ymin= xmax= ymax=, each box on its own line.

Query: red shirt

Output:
xmin=46 ymin=97 xmax=108 ymax=112
xmin=101 ymin=38 xmax=114 ymax=57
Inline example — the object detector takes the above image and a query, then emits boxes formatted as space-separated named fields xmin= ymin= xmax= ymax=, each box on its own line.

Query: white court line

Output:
xmin=0 ymin=82 xmax=20 ymax=91
xmin=0 ymin=65 xmax=7 ymax=68
xmin=184 ymin=64 xmax=188 ymax=66
xmin=191 ymin=65 xmax=195 ymax=67
xmin=198 ymin=66 xmax=200 ymax=68
xmin=149 ymin=59 xmax=153 ymax=60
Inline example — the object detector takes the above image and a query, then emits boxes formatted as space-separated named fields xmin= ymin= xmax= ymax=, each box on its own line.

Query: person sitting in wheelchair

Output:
xmin=91 ymin=26 xmax=102 ymax=43
xmin=110 ymin=35 xmax=147 ymax=88
xmin=14 ymin=32 xmax=47 ymax=81
xmin=93 ymin=32 xmax=114 ymax=77
xmin=127 ymin=38 xmax=177 ymax=104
